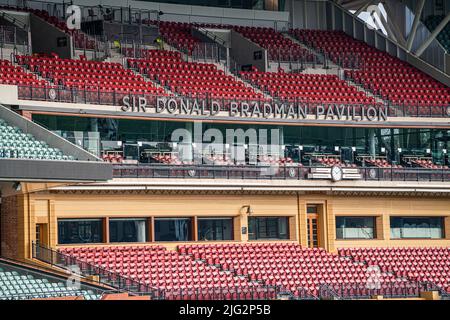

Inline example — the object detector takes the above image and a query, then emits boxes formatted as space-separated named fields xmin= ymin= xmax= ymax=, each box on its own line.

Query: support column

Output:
xmin=326 ymin=199 xmax=335 ymax=253
xmin=298 ymin=197 xmax=308 ymax=247
xmin=445 ymin=216 xmax=450 ymax=240
xmin=49 ymin=200 xmax=57 ymax=248
xmin=406 ymin=0 xmax=426 ymax=51
xmin=103 ymin=217 xmax=110 ymax=244
xmin=193 ymin=216 xmax=198 ymax=241
xmin=381 ymin=214 xmax=391 ymax=241
xmin=415 ymin=12 xmax=450 ymax=57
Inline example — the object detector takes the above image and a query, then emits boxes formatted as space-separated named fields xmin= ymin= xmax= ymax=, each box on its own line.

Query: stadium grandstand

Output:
xmin=0 ymin=0 xmax=449 ymax=303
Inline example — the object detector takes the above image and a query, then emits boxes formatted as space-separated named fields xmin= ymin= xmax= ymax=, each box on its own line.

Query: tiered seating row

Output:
xmin=339 ymin=247 xmax=450 ymax=293
xmin=0 ymin=118 xmax=73 ymax=161
xmin=290 ymin=29 xmax=450 ymax=108
xmin=181 ymin=243 xmax=407 ymax=298
xmin=128 ymin=49 xmax=264 ymax=101
xmin=60 ymin=243 xmax=444 ymax=299
xmin=0 ymin=59 xmax=47 ymax=86
xmin=0 ymin=263 xmax=100 ymax=300
xmin=241 ymin=71 xmax=377 ymax=105
xmin=143 ymin=20 xmax=314 ymax=62
xmin=16 ymin=55 xmax=165 ymax=96
xmin=60 ymin=245 xmax=261 ymax=300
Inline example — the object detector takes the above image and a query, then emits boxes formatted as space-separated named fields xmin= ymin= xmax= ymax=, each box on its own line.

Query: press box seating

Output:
xmin=411 ymin=159 xmax=449 ymax=170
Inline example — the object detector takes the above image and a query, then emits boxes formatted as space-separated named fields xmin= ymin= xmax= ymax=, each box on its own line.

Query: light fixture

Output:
xmin=13 ymin=182 xmax=21 ymax=191
xmin=241 ymin=205 xmax=253 ymax=215
xmin=443 ymin=149 xmax=447 ymax=154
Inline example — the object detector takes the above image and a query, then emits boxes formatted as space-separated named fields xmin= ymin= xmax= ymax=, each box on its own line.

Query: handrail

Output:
xmin=196 ymin=27 xmax=228 ymax=47
xmin=32 ymin=242 xmax=163 ymax=299
xmin=0 ymin=289 xmax=121 ymax=300
xmin=12 ymin=83 xmax=450 ymax=119
xmin=112 ymin=163 xmax=450 ymax=183
xmin=0 ymin=10 xmax=28 ymax=30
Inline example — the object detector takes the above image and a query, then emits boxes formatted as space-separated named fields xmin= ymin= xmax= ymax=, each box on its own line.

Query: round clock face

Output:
xmin=48 ymin=88 xmax=57 ymax=100
xmin=331 ymin=165 xmax=343 ymax=181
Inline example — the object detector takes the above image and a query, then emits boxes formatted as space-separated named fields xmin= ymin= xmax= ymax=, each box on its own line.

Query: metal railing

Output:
xmin=13 ymin=84 xmax=450 ymax=119
xmin=0 ymin=290 xmax=101 ymax=300
xmin=32 ymin=242 xmax=163 ymax=299
xmin=161 ymin=285 xmax=285 ymax=300
xmin=112 ymin=163 xmax=450 ymax=183
xmin=328 ymin=282 xmax=423 ymax=300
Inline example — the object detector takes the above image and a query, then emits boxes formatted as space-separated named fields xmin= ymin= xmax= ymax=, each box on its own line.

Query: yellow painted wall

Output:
xmin=10 ymin=192 xmax=449 ymax=258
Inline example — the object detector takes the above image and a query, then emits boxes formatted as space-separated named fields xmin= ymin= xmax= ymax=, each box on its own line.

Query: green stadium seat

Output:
xmin=0 ymin=262 xmax=102 ymax=300
xmin=0 ymin=117 xmax=75 ymax=161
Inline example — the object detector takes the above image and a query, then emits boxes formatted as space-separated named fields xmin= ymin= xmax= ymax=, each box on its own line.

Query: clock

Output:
xmin=331 ymin=165 xmax=343 ymax=182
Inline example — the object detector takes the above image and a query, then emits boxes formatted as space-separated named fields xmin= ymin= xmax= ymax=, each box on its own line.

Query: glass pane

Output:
xmin=336 ymin=216 xmax=375 ymax=239
xmin=390 ymin=217 xmax=444 ymax=239
xmin=248 ymin=217 xmax=288 ymax=240
xmin=58 ymin=219 xmax=103 ymax=244
xmin=154 ymin=218 xmax=192 ymax=241
xmin=198 ymin=218 xmax=233 ymax=241
xmin=109 ymin=218 xmax=147 ymax=243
